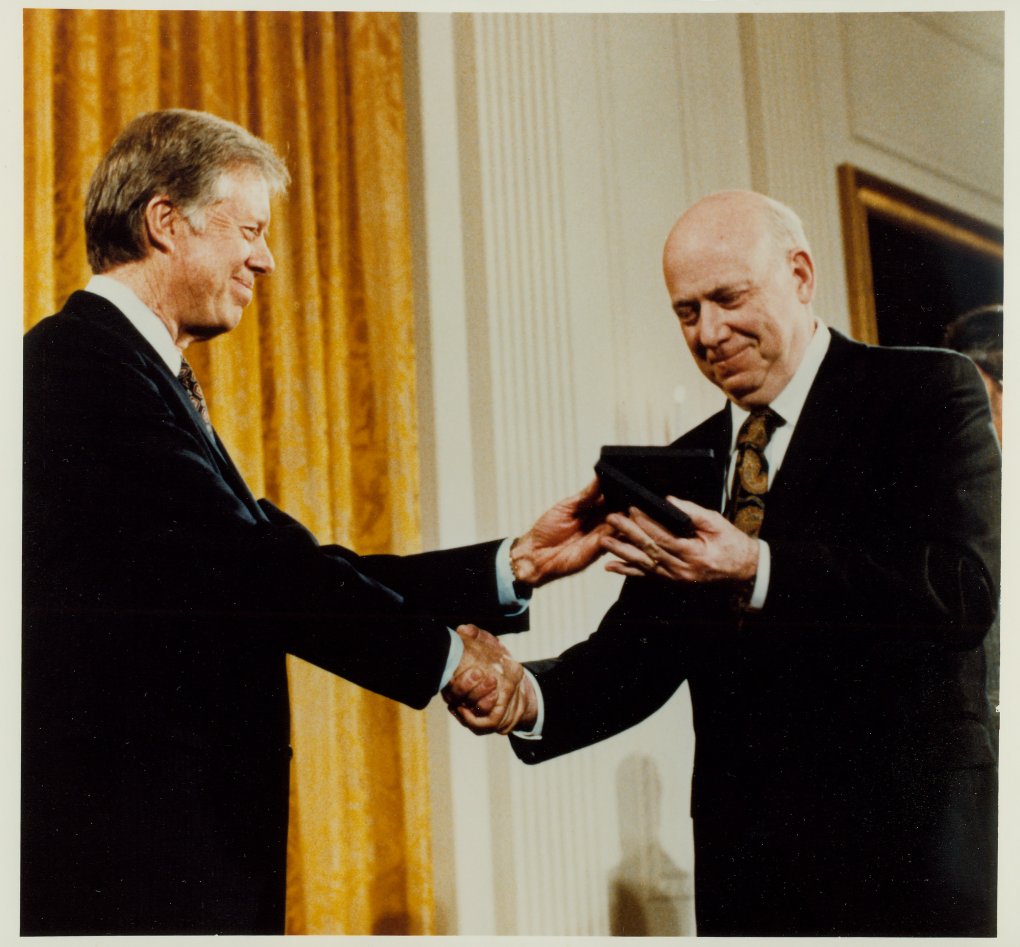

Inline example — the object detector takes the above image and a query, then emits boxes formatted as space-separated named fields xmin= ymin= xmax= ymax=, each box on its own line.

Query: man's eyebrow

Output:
xmin=671 ymin=280 xmax=753 ymax=312
xmin=709 ymin=281 xmax=751 ymax=297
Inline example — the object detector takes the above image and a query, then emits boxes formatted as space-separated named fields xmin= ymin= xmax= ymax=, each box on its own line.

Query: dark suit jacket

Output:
xmin=512 ymin=330 xmax=1000 ymax=936
xmin=22 ymin=291 xmax=526 ymax=935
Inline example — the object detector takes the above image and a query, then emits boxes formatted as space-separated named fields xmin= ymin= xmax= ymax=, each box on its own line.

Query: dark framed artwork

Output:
xmin=837 ymin=164 xmax=1003 ymax=347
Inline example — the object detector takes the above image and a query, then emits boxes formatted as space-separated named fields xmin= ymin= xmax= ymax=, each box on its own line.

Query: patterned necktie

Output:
xmin=726 ymin=407 xmax=784 ymax=538
xmin=177 ymin=357 xmax=214 ymax=436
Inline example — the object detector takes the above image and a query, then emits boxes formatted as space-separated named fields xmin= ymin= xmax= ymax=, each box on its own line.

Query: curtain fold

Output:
xmin=23 ymin=9 xmax=433 ymax=935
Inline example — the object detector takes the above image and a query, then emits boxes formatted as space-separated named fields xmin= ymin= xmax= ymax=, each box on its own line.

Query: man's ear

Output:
xmin=790 ymin=248 xmax=815 ymax=304
xmin=143 ymin=195 xmax=182 ymax=255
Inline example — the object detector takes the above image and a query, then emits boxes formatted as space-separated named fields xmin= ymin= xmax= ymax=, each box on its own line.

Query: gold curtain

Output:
xmin=23 ymin=9 xmax=434 ymax=935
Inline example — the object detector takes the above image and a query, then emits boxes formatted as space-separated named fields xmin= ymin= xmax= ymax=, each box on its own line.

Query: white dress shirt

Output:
xmin=731 ymin=321 xmax=831 ymax=608
xmin=86 ymin=274 xmax=183 ymax=374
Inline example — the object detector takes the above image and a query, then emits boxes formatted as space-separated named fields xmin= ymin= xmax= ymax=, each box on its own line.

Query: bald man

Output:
xmin=449 ymin=191 xmax=1001 ymax=936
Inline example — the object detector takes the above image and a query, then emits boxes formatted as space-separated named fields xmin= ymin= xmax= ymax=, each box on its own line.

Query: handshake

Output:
xmin=438 ymin=478 xmax=614 ymax=737
xmin=443 ymin=624 xmax=536 ymax=735
xmin=437 ymin=466 xmax=742 ymax=736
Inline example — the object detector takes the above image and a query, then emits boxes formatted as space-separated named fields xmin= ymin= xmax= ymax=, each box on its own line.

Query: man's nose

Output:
xmin=698 ymin=302 xmax=729 ymax=348
xmin=250 ymin=235 xmax=275 ymax=275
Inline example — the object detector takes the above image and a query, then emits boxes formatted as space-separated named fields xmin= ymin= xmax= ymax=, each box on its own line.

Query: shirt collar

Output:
xmin=728 ymin=320 xmax=831 ymax=443
xmin=85 ymin=273 xmax=183 ymax=375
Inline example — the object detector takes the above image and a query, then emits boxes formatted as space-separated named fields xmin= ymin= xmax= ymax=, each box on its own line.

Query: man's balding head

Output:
xmin=663 ymin=191 xmax=816 ymax=408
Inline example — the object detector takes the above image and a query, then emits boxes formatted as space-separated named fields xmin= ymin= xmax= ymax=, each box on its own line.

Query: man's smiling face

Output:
xmin=170 ymin=166 xmax=275 ymax=344
xmin=663 ymin=192 xmax=816 ymax=409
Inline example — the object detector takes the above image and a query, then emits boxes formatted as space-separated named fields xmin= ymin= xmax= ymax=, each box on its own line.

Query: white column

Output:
xmin=453 ymin=12 xmax=755 ymax=935
xmin=738 ymin=13 xmax=851 ymax=330
xmin=469 ymin=16 xmax=612 ymax=930
xmin=411 ymin=12 xmax=498 ymax=934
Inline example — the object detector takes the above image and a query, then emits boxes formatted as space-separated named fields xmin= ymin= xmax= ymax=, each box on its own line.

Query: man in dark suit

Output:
xmin=944 ymin=304 xmax=1003 ymax=760
xmin=22 ymin=109 xmax=605 ymax=935
xmin=448 ymin=190 xmax=1000 ymax=936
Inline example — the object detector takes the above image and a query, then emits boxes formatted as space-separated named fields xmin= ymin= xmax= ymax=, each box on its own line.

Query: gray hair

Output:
xmin=85 ymin=109 xmax=290 ymax=273
xmin=759 ymin=194 xmax=812 ymax=259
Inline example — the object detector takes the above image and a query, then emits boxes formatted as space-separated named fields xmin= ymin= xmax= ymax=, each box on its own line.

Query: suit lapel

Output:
xmin=671 ymin=407 xmax=732 ymax=513
xmin=207 ymin=429 xmax=267 ymax=520
xmin=66 ymin=292 xmax=268 ymax=523
xmin=675 ymin=410 xmax=733 ymax=457
xmin=762 ymin=331 xmax=867 ymax=536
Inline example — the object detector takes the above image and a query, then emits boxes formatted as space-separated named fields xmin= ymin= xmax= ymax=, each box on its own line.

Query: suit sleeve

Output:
xmin=256 ymin=500 xmax=528 ymax=636
xmin=762 ymin=350 xmax=1000 ymax=650
xmin=510 ymin=576 xmax=695 ymax=764
xmin=23 ymin=316 xmax=513 ymax=710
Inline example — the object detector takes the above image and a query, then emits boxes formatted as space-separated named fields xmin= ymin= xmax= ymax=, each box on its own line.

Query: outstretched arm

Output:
xmin=509 ymin=478 xmax=611 ymax=588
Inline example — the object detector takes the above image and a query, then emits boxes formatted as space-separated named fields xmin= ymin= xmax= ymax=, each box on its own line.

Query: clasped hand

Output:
xmin=601 ymin=498 xmax=759 ymax=585
xmin=443 ymin=624 xmax=536 ymax=735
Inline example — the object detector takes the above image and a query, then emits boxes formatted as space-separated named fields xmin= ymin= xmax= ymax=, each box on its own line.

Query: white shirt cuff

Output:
xmin=439 ymin=628 xmax=464 ymax=690
xmin=495 ymin=536 xmax=529 ymax=615
xmin=747 ymin=539 xmax=770 ymax=611
xmin=512 ymin=668 xmax=545 ymax=739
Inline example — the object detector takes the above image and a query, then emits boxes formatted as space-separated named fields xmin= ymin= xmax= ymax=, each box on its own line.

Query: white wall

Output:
xmin=404 ymin=9 xmax=1004 ymax=936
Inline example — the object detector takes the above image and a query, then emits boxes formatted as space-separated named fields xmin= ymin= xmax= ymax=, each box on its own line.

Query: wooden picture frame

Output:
xmin=836 ymin=164 xmax=1003 ymax=347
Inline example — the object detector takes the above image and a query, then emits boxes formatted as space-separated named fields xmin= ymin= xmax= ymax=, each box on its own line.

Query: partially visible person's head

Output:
xmin=85 ymin=109 xmax=290 ymax=274
xmin=662 ymin=190 xmax=816 ymax=409
xmin=944 ymin=304 xmax=1003 ymax=442
xmin=944 ymin=304 xmax=1003 ymax=386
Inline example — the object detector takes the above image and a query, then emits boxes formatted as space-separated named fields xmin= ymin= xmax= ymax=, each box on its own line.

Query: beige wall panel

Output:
xmin=740 ymin=13 xmax=852 ymax=333
xmin=408 ymin=7 xmax=1004 ymax=938
xmin=843 ymin=13 xmax=1003 ymax=202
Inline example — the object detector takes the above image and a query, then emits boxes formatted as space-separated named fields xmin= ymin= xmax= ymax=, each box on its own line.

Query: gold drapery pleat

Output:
xmin=23 ymin=10 xmax=434 ymax=935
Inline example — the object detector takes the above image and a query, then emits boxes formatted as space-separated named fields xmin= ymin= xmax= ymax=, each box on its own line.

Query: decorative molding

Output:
xmin=837 ymin=163 xmax=1003 ymax=344
xmin=671 ymin=14 xmax=752 ymax=199
xmin=409 ymin=13 xmax=497 ymax=934
xmin=474 ymin=13 xmax=580 ymax=524
xmin=471 ymin=13 xmax=613 ymax=934
xmin=740 ymin=14 xmax=848 ymax=328
xmin=592 ymin=14 xmax=633 ymax=446
xmin=906 ymin=10 xmax=1004 ymax=64
xmin=842 ymin=13 xmax=1003 ymax=202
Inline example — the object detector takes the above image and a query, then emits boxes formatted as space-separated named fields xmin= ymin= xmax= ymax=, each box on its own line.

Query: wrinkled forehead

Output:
xmin=209 ymin=166 xmax=273 ymax=213
xmin=208 ymin=163 xmax=269 ymax=196
xmin=663 ymin=214 xmax=772 ymax=295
